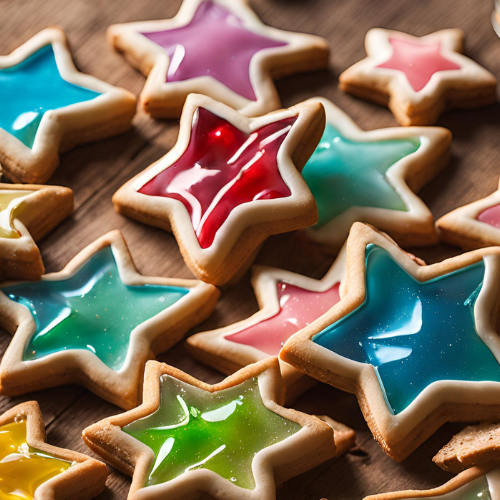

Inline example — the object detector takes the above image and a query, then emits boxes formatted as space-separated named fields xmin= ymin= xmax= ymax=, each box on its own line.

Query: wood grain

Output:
xmin=0 ymin=0 xmax=499 ymax=498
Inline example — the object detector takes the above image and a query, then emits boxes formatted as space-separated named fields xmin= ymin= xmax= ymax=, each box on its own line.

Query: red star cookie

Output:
xmin=107 ymin=0 xmax=329 ymax=118
xmin=0 ymin=401 xmax=108 ymax=500
xmin=83 ymin=358 xmax=336 ymax=500
xmin=339 ymin=28 xmax=497 ymax=125
xmin=113 ymin=94 xmax=323 ymax=285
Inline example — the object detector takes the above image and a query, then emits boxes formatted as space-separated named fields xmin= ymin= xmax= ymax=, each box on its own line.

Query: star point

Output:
xmin=437 ymin=176 xmax=500 ymax=250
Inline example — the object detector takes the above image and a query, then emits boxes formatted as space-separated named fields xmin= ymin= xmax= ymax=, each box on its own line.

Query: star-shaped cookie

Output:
xmin=107 ymin=0 xmax=329 ymax=118
xmin=0 ymin=400 xmax=108 ymax=500
xmin=187 ymin=247 xmax=346 ymax=402
xmin=301 ymin=97 xmax=451 ymax=251
xmin=339 ymin=29 xmax=497 ymax=126
xmin=364 ymin=467 xmax=500 ymax=500
xmin=436 ymin=177 xmax=500 ymax=250
xmin=0 ymin=230 xmax=219 ymax=409
xmin=0 ymin=27 xmax=137 ymax=184
xmin=0 ymin=182 xmax=73 ymax=281
xmin=113 ymin=94 xmax=322 ymax=285
xmin=83 ymin=358 xmax=336 ymax=500
xmin=281 ymin=222 xmax=500 ymax=461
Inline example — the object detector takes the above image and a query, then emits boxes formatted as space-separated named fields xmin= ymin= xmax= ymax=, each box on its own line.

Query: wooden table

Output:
xmin=1 ymin=0 xmax=499 ymax=498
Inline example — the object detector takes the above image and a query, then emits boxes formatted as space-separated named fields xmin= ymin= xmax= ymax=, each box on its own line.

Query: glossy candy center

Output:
xmin=1 ymin=247 xmax=189 ymax=371
xmin=0 ymin=45 xmax=101 ymax=148
xmin=0 ymin=420 xmax=71 ymax=500
xmin=139 ymin=107 xmax=294 ymax=249
xmin=123 ymin=376 xmax=301 ymax=489
xmin=478 ymin=203 xmax=500 ymax=229
xmin=226 ymin=281 xmax=340 ymax=355
xmin=302 ymin=123 xmax=419 ymax=227
xmin=313 ymin=245 xmax=500 ymax=414
xmin=0 ymin=191 xmax=33 ymax=239
xmin=377 ymin=37 xmax=461 ymax=92
xmin=140 ymin=1 xmax=287 ymax=101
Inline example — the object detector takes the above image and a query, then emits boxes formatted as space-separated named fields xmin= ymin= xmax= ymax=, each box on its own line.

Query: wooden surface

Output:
xmin=1 ymin=0 xmax=499 ymax=498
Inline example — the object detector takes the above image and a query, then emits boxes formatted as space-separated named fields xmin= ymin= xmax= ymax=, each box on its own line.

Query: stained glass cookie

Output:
xmin=281 ymin=222 xmax=500 ymax=461
xmin=107 ymin=0 xmax=329 ymax=118
xmin=0 ymin=182 xmax=73 ymax=281
xmin=0 ymin=27 xmax=137 ymax=184
xmin=113 ymin=94 xmax=323 ymax=286
xmin=301 ymin=97 xmax=451 ymax=252
xmin=339 ymin=29 xmax=497 ymax=126
xmin=0 ymin=401 xmax=108 ymax=500
xmin=83 ymin=358 xmax=337 ymax=500
xmin=436 ymin=178 xmax=500 ymax=250
xmin=0 ymin=230 xmax=219 ymax=409
xmin=187 ymin=246 xmax=346 ymax=402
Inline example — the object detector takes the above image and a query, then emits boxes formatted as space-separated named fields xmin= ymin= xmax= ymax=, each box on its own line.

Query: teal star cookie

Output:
xmin=0 ymin=28 xmax=136 ymax=183
xmin=0 ymin=230 xmax=219 ymax=409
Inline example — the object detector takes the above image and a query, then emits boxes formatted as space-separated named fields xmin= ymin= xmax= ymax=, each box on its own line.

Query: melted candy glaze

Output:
xmin=0 ymin=45 xmax=100 ymax=148
xmin=0 ymin=420 xmax=71 ymax=500
xmin=313 ymin=244 xmax=500 ymax=414
xmin=1 ymin=247 xmax=189 ymax=371
xmin=302 ymin=123 xmax=419 ymax=228
xmin=377 ymin=37 xmax=461 ymax=92
xmin=478 ymin=203 xmax=500 ymax=229
xmin=141 ymin=1 xmax=287 ymax=100
xmin=123 ymin=376 xmax=301 ymax=489
xmin=139 ymin=107 xmax=294 ymax=248
xmin=226 ymin=281 xmax=340 ymax=355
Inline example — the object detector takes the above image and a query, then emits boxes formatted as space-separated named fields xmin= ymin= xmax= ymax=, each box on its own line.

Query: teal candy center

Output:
xmin=302 ymin=123 xmax=420 ymax=227
xmin=313 ymin=245 xmax=500 ymax=414
xmin=0 ymin=45 xmax=101 ymax=148
xmin=2 ymin=247 xmax=188 ymax=371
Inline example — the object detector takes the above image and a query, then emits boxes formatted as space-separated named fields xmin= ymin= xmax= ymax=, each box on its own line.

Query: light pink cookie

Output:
xmin=187 ymin=247 xmax=346 ymax=402
xmin=340 ymin=28 xmax=496 ymax=126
